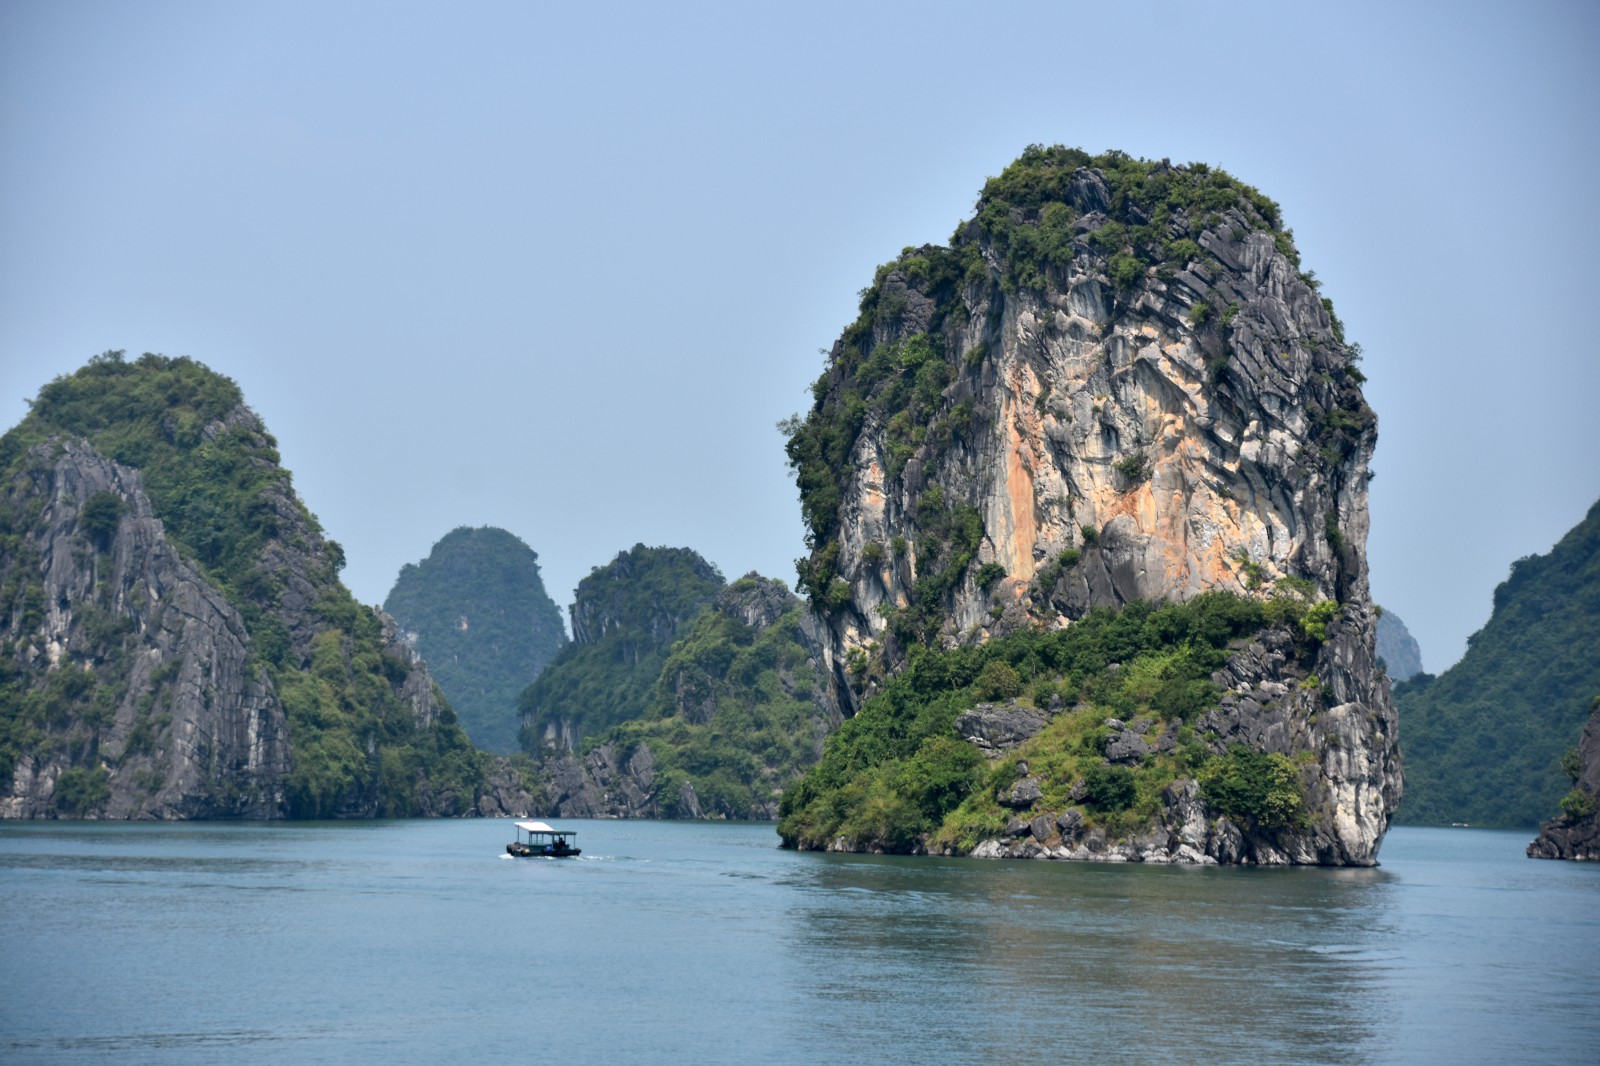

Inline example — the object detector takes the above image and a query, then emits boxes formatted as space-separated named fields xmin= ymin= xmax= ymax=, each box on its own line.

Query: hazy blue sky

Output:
xmin=3 ymin=1 xmax=1596 ymax=672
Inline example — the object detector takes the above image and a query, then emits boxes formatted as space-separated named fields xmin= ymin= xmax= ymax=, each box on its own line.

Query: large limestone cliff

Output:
xmin=0 ymin=429 xmax=465 ymax=819
xmin=786 ymin=147 xmax=1399 ymax=864
xmin=1 ymin=438 xmax=290 ymax=818
xmin=0 ymin=355 xmax=479 ymax=819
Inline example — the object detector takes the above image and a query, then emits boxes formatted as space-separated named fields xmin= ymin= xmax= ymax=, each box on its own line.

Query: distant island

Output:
xmin=1376 ymin=611 xmax=1424 ymax=681
xmin=384 ymin=526 xmax=567 ymax=753
xmin=509 ymin=546 xmax=836 ymax=819
xmin=1395 ymin=498 xmax=1600 ymax=828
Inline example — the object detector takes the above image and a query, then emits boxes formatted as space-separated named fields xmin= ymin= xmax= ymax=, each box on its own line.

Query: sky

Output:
xmin=2 ymin=0 xmax=1596 ymax=673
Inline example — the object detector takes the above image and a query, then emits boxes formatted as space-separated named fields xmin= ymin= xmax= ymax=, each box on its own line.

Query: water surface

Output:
xmin=1 ymin=822 xmax=1594 ymax=1064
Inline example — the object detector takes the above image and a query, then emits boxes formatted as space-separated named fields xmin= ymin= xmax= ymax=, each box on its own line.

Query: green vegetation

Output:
xmin=1394 ymin=499 xmax=1600 ymax=827
xmin=974 ymin=659 xmax=1023 ymax=701
xmin=0 ymin=352 xmax=283 ymax=589
xmin=1113 ymin=449 xmax=1150 ymax=485
xmin=78 ymin=492 xmax=123 ymax=552
xmin=969 ymin=145 xmax=1289 ymax=296
xmin=1082 ymin=762 xmax=1137 ymax=810
xmin=785 ymin=329 xmax=969 ymax=558
xmin=1559 ymin=787 xmax=1597 ymax=821
xmin=0 ymin=352 xmax=484 ymax=817
xmin=1301 ymin=599 xmax=1339 ymax=642
xmin=1200 ymin=746 xmax=1306 ymax=829
xmin=517 ymin=545 xmax=723 ymax=752
xmin=52 ymin=766 xmax=111 ymax=814
xmin=1561 ymin=745 xmax=1585 ymax=783
xmin=778 ymin=592 xmax=1317 ymax=852
xmin=274 ymin=620 xmax=483 ymax=819
xmin=508 ymin=565 xmax=834 ymax=819
xmin=383 ymin=526 xmax=567 ymax=753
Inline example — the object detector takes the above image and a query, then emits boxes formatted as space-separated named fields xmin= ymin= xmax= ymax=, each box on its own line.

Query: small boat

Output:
xmin=507 ymin=820 xmax=580 ymax=858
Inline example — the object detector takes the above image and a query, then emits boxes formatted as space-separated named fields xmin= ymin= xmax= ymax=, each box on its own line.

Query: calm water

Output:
xmin=2 ymin=822 xmax=1596 ymax=1065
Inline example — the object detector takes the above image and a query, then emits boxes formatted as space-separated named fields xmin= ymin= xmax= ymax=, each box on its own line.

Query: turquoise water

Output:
xmin=1 ymin=822 xmax=1596 ymax=1064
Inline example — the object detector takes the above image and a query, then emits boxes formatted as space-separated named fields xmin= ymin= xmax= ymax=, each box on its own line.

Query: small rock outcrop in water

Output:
xmin=1528 ymin=698 xmax=1600 ymax=861
xmin=0 ymin=353 xmax=483 ymax=819
xmin=384 ymin=526 xmax=568 ymax=753
xmin=779 ymin=146 xmax=1398 ymax=864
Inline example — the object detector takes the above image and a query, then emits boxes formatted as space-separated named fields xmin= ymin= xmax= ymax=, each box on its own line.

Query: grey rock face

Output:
xmin=717 ymin=572 xmax=797 ymax=631
xmin=999 ymin=776 xmax=1044 ymax=809
xmin=1 ymin=438 xmax=290 ymax=819
xmin=1203 ymin=613 xmax=1399 ymax=865
xmin=1375 ymin=610 xmax=1425 ymax=681
xmin=956 ymin=701 xmax=1051 ymax=754
xmin=1104 ymin=727 xmax=1152 ymax=764
xmin=1 ymin=426 xmax=470 ymax=821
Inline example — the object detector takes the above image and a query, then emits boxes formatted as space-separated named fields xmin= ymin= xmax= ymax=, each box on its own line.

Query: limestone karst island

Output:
xmin=5 ymin=146 xmax=1597 ymax=865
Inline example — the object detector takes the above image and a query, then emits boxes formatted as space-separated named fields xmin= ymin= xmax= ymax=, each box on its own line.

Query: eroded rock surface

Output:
xmin=1 ymin=439 xmax=290 ymax=818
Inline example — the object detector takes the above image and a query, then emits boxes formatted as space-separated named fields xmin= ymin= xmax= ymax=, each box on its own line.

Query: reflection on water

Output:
xmin=1 ymin=821 xmax=1595 ymax=1065
xmin=784 ymin=856 xmax=1399 ymax=1064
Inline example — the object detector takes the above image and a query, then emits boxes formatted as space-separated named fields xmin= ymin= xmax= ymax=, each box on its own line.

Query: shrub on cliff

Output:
xmin=1200 ymin=746 xmax=1307 ymax=830
xmin=1559 ymin=788 xmax=1597 ymax=821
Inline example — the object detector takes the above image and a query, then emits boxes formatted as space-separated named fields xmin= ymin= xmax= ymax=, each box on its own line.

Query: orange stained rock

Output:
xmin=1003 ymin=405 xmax=1039 ymax=584
xmin=862 ymin=459 xmax=886 ymax=514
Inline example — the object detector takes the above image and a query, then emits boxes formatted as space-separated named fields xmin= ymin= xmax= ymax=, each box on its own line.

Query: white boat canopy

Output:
xmin=515 ymin=821 xmax=568 ymax=834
